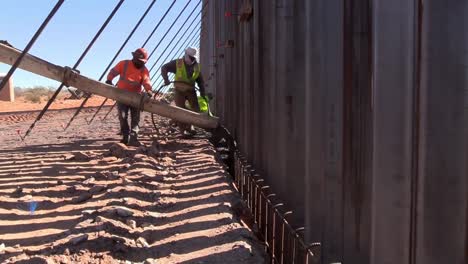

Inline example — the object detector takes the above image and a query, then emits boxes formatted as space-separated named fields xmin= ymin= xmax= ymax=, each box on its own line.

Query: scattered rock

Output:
xmin=83 ymin=177 xmax=95 ymax=185
xmin=136 ymin=237 xmax=150 ymax=248
xmin=102 ymin=156 xmax=118 ymax=162
xmin=151 ymin=191 xmax=161 ymax=199
xmin=82 ymin=209 xmax=96 ymax=215
xmin=69 ymin=234 xmax=88 ymax=245
xmin=89 ymin=185 xmax=106 ymax=194
xmin=95 ymin=216 xmax=104 ymax=223
xmin=136 ymin=146 xmax=147 ymax=155
xmin=63 ymin=154 xmax=74 ymax=160
xmin=67 ymin=186 xmax=77 ymax=193
xmin=96 ymin=171 xmax=120 ymax=181
xmin=144 ymin=258 xmax=157 ymax=264
xmin=12 ymin=187 xmax=23 ymax=196
xmin=114 ymin=206 xmax=134 ymax=217
xmin=64 ymin=248 xmax=70 ymax=255
xmin=120 ymin=176 xmax=132 ymax=184
xmin=160 ymin=170 xmax=169 ymax=176
xmin=141 ymin=222 xmax=152 ymax=228
xmin=109 ymin=143 xmax=130 ymax=158
xmin=113 ymin=243 xmax=128 ymax=253
xmin=57 ymin=180 xmax=64 ymax=185
xmin=111 ymin=235 xmax=126 ymax=244
xmin=126 ymin=219 xmax=137 ymax=229
xmin=0 ymin=243 xmax=5 ymax=254
xmin=72 ymin=193 xmax=93 ymax=204
xmin=72 ymin=151 xmax=91 ymax=161
xmin=147 ymin=142 xmax=160 ymax=157
xmin=231 ymin=200 xmax=249 ymax=217
xmin=232 ymin=241 xmax=253 ymax=255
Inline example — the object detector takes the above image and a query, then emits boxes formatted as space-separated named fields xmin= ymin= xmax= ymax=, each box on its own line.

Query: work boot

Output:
xmin=120 ymin=135 xmax=129 ymax=145
xmin=127 ymin=135 xmax=141 ymax=147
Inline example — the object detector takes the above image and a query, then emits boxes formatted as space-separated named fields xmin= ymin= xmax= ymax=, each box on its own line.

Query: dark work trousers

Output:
xmin=117 ymin=103 xmax=140 ymax=137
xmin=174 ymin=88 xmax=199 ymax=131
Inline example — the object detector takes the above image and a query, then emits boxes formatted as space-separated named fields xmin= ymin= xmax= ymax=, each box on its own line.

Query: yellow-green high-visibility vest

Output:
xmin=175 ymin=59 xmax=200 ymax=85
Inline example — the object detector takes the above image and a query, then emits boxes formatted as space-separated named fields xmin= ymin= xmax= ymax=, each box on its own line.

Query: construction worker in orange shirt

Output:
xmin=106 ymin=48 xmax=153 ymax=146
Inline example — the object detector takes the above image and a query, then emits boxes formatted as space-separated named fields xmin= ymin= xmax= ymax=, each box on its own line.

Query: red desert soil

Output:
xmin=0 ymin=105 xmax=266 ymax=263
xmin=0 ymin=96 xmax=114 ymax=114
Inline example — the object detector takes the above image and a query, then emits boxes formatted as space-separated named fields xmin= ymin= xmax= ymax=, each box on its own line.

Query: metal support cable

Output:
xmin=66 ymin=0 xmax=158 ymax=128
xmin=142 ymin=0 xmax=177 ymax=48
xmin=155 ymin=38 xmax=200 ymax=99
xmin=148 ymin=1 xmax=202 ymax=73
xmin=23 ymin=0 xmax=125 ymax=138
xmin=88 ymin=0 xmax=194 ymax=124
xmin=149 ymin=28 xmax=200 ymax=91
xmin=146 ymin=0 xmax=194 ymax=61
xmin=94 ymin=0 xmax=201 ymax=121
xmin=148 ymin=4 xmax=208 ymax=83
xmin=150 ymin=3 xmax=206 ymax=82
xmin=149 ymin=19 xmax=201 ymax=81
xmin=0 ymin=0 xmax=65 ymax=93
xmin=101 ymin=25 xmax=198 ymax=122
xmin=152 ymin=29 xmax=200 ymax=95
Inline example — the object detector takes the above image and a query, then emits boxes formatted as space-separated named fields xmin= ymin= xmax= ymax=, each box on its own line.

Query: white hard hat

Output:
xmin=185 ymin=47 xmax=198 ymax=60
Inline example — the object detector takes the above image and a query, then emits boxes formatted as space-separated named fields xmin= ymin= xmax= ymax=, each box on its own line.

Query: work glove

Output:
xmin=105 ymin=80 xmax=113 ymax=86
xmin=146 ymin=90 xmax=154 ymax=98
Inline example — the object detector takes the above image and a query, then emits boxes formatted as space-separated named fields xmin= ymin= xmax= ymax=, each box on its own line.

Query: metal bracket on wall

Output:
xmin=216 ymin=40 xmax=234 ymax=48
xmin=224 ymin=0 xmax=253 ymax=23
xmin=239 ymin=0 xmax=253 ymax=22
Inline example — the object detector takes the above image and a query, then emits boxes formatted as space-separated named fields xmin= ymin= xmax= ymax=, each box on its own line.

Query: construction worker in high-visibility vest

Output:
xmin=106 ymin=48 xmax=153 ymax=146
xmin=161 ymin=47 xmax=207 ymax=137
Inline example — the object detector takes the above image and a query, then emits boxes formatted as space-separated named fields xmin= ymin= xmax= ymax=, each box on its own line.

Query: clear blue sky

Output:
xmin=0 ymin=0 xmax=201 ymax=88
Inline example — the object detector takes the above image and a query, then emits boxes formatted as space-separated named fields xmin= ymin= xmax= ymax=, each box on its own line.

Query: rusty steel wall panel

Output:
xmin=201 ymin=0 xmax=468 ymax=263
xmin=371 ymin=1 xmax=416 ymax=263
xmin=416 ymin=1 xmax=467 ymax=263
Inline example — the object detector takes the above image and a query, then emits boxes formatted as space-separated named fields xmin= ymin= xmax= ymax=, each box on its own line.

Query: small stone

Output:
xmin=109 ymin=143 xmax=130 ymax=158
xmin=83 ymin=177 xmax=95 ymax=185
xmin=73 ymin=152 xmax=91 ymax=161
xmin=114 ymin=206 xmax=134 ymax=217
xmin=136 ymin=237 xmax=150 ymax=248
xmin=141 ymin=222 xmax=152 ymax=228
xmin=63 ymin=154 xmax=74 ymax=160
xmin=0 ymin=243 xmax=5 ymax=253
xmin=82 ymin=210 xmax=96 ymax=215
xmin=64 ymin=248 xmax=70 ymax=255
xmin=12 ymin=187 xmax=23 ymax=196
xmin=69 ymin=234 xmax=88 ymax=245
xmin=102 ymin=156 xmax=118 ymax=162
xmin=144 ymin=258 xmax=157 ymax=264
xmin=57 ymin=180 xmax=64 ymax=185
xmin=72 ymin=193 xmax=93 ymax=204
xmin=111 ymin=235 xmax=126 ymax=244
xmin=67 ymin=186 xmax=77 ymax=193
xmin=89 ymin=185 xmax=106 ymax=194
xmin=95 ymin=216 xmax=104 ymax=223
xmin=126 ymin=219 xmax=137 ymax=229
xmin=160 ymin=170 xmax=169 ymax=176
xmin=113 ymin=243 xmax=128 ymax=253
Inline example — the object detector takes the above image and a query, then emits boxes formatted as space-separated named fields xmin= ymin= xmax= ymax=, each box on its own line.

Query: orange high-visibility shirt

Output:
xmin=107 ymin=60 xmax=152 ymax=93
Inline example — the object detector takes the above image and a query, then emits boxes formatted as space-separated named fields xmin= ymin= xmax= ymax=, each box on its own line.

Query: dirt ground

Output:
xmin=0 ymin=95 xmax=113 ymax=113
xmin=0 ymin=103 xmax=266 ymax=263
